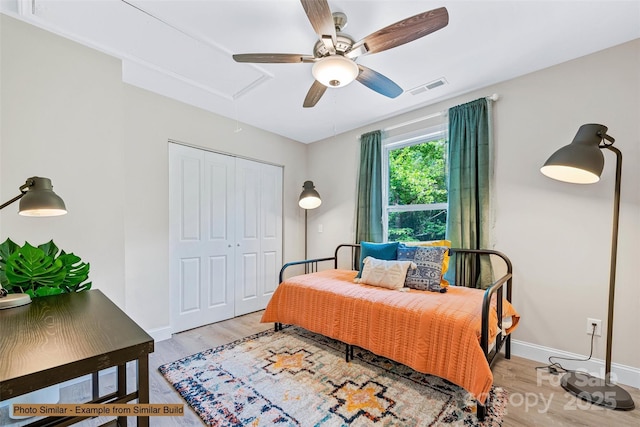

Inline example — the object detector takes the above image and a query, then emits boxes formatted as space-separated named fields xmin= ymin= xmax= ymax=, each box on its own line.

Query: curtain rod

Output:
xmin=383 ymin=93 xmax=499 ymax=132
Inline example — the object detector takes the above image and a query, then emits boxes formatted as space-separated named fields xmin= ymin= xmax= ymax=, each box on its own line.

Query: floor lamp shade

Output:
xmin=299 ymin=181 xmax=321 ymax=261
xmin=298 ymin=181 xmax=322 ymax=209
xmin=541 ymin=124 xmax=609 ymax=184
xmin=541 ymin=123 xmax=635 ymax=411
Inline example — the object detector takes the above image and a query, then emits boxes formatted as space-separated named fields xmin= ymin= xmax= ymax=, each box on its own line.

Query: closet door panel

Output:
xmin=204 ymin=151 xmax=235 ymax=318
xmin=260 ymin=164 xmax=283 ymax=296
xmin=208 ymin=255 xmax=229 ymax=306
xmin=239 ymin=252 xmax=258 ymax=298
xmin=170 ymin=144 xmax=235 ymax=333
xmin=263 ymin=251 xmax=278 ymax=294
xmin=234 ymin=159 xmax=282 ymax=315
xmin=208 ymin=163 xmax=230 ymax=240
xmin=179 ymin=157 xmax=201 ymax=241
xmin=234 ymin=159 xmax=262 ymax=315
xmin=179 ymin=257 xmax=201 ymax=312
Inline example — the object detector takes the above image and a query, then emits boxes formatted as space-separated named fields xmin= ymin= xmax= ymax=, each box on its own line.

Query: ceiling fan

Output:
xmin=233 ymin=0 xmax=449 ymax=108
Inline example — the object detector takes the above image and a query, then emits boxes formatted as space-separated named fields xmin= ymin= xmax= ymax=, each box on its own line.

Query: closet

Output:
xmin=169 ymin=143 xmax=283 ymax=333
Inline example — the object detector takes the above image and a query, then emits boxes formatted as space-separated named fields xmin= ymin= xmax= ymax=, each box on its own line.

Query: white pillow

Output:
xmin=355 ymin=257 xmax=416 ymax=290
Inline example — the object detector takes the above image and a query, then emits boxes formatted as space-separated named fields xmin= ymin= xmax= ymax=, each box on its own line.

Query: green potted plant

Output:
xmin=0 ymin=238 xmax=91 ymax=298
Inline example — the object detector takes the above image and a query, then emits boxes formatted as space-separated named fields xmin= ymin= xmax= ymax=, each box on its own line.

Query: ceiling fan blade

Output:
xmin=356 ymin=65 xmax=403 ymax=98
xmin=233 ymin=53 xmax=315 ymax=63
xmin=300 ymin=0 xmax=336 ymax=44
xmin=303 ymin=80 xmax=327 ymax=108
xmin=349 ymin=7 xmax=448 ymax=58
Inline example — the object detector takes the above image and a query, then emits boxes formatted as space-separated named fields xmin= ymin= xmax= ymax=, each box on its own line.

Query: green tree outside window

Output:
xmin=387 ymin=138 xmax=447 ymax=241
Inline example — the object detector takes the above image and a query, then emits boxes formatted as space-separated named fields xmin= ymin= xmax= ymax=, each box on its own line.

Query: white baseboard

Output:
xmin=511 ymin=339 xmax=640 ymax=389
xmin=146 ymin=326 xmax=172 ymax=342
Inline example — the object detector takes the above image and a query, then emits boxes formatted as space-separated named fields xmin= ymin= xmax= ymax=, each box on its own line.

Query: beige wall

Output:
xmin=307 ymin=39 xmax=640 ymax=372
xmin=0 ymin=14 xmax=127 ymax=305
xmin=0 ymin=15 xmax=308 ymax=334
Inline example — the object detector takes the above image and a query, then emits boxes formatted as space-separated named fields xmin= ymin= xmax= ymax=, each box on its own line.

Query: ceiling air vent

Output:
xmin=409 ymin=77 xmax=448 ymax=96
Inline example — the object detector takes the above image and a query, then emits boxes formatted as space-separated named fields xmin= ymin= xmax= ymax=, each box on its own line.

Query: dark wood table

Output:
xmin=0 ymin=289 xmax=154 ymax=426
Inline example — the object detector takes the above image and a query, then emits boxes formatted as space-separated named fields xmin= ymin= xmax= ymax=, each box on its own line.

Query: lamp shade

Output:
xmin=540 ymin=124 xmax=608 ymax=184
xmin=298 ymin=181 xmax=322 ymax=210
xmin=19 ymin=177 xmax=67 ymax=216
xmin=312 ymin=55 xmax=359 ymax=88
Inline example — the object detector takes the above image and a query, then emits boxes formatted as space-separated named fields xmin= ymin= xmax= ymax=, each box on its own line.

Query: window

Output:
xmin=382 ymin=125 xmax=448 ymax=242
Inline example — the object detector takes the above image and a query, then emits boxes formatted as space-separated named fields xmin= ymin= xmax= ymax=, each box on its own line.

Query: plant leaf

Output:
xmin=34 ymin=286 xmax=64 ymax=297
xmin=0 ymin=238 xmax=19 ymax=286
xmin=38 ymin=240 xmax=59 ymax=258
xmin=0 ymin=238 xmax=19 ymax=261
xmin=58 ymin=253 xmax=91 ymax=292
xmin=5 ymin=243 xmax=66 ymax=293
xmin=76 ymin=281 xmax=92 ymax=292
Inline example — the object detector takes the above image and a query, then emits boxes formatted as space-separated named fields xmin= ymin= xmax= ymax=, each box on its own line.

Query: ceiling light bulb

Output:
xmin=312 ymin=56 xmax=359 ymax=88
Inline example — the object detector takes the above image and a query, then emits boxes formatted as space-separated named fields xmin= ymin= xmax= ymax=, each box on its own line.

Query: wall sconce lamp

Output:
xmin=298 ymin=181 xmax=322 ymax=260
xmin=541 ymin=123 xmax=635 ymax=411
xmin=0 ymin=177 xmax=67 ymax=309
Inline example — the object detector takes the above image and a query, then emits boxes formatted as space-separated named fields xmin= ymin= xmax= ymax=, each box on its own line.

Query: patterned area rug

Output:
xmin=159 ymin=326 xmax=506 ymax=426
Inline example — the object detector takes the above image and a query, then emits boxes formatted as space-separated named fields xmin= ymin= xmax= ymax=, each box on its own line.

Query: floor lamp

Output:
xmin=541 ymin=123 xmax=635 ymax=410
xmin=0 ymin=177 xmax=67 ymax=309
xmin=298 ymin=181 xmax=321 ymax=260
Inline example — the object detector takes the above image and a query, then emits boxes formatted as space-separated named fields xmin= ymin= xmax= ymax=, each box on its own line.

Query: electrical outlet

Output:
xmin=587 ymin=318 xmax=602 ymax=336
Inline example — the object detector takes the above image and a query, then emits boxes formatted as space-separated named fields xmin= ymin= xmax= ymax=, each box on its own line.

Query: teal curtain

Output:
xmin=445 ymin=98 xmax=493 ymax=288
xmin=355 ymin=130 xmax=383 ymax=243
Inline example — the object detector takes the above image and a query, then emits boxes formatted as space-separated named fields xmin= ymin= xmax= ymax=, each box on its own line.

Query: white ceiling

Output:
xmin=2 ymin=1 xmax=639 ymax=143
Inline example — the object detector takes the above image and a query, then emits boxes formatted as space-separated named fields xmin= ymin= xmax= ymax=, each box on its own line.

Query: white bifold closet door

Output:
xmin=169 ymin=143 xmax=282 ymax=333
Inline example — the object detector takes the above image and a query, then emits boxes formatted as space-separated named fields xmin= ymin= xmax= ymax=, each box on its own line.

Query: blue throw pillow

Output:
xmin=397 ymin=243 xmax=417 ymax=261
xmin=355 ymin=241 xmax=399 ymax=278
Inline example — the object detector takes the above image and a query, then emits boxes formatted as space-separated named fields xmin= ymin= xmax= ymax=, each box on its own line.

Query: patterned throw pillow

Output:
xmin=400 ymin=240 xmax=452 ymax=276
xmin=404 ymin=246 xmax=448 ymax=292
xmin=355 ymin=241 xmax=399 ymax=278
xmin=355 ymin=257 xmax=417 ymax=290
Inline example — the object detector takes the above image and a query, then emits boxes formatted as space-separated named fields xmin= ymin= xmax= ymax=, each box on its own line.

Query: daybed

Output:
xmin=261 ymin=243 xmax=519 ymax=420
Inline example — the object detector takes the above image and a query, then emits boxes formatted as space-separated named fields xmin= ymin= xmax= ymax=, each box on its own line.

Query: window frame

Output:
xmin=382 ymin=123 xmax=449 ymax=242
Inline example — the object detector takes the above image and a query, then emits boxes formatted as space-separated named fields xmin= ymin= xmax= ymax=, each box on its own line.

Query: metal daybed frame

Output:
xmin=275 ymin=243 xmax=514 ymax=421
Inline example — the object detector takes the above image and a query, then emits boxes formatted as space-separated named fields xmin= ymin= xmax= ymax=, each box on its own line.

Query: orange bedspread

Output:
xmin=261 ymin=269 xmax=520 ymax=404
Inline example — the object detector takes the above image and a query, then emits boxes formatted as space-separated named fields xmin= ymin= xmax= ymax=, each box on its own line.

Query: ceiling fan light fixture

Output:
xmin=312 ymin=55 xmax=359 ymax=88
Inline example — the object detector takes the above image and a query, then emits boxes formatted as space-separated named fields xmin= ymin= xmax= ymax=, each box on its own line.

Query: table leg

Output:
xmin=117 ymin=364 xmax=127 ymax=427
xmin=136 ymin=355 xmax=150 ymax=427
xmin=92 ymin=372 xmax=100 ymax=400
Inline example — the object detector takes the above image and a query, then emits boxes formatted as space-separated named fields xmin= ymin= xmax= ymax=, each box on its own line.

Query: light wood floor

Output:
xmin=11 ymin=311 xmax=639 ymax=426
xmin=149 ymin=311 xmax=640 ymax=426
xmin=150 ymin=312 xmax=640 ymax=427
